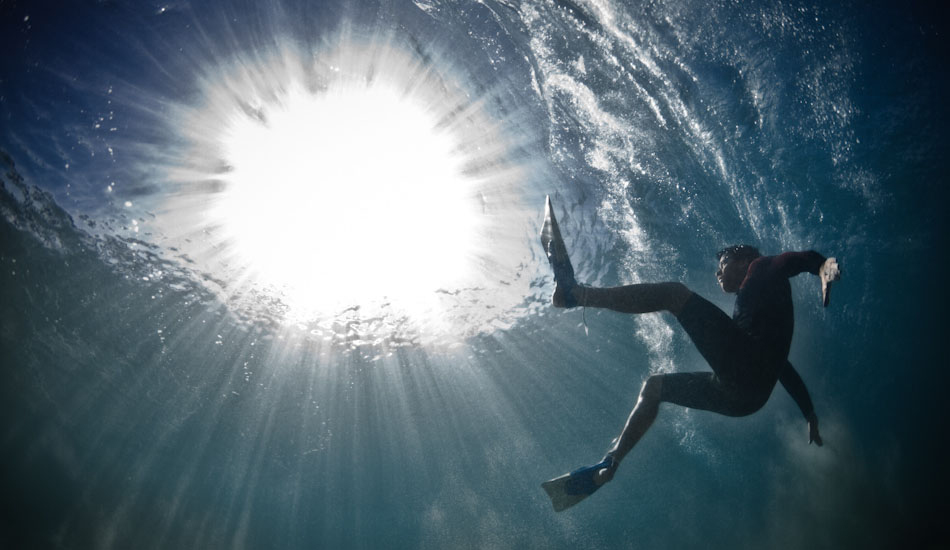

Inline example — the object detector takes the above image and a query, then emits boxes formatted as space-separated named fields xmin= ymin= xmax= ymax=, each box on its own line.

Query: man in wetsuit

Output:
xmin=539 ymin=198 xmax=841 ymax=509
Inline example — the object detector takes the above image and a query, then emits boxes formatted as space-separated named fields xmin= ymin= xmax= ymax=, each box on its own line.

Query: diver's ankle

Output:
xmin=553 ymin=284 xmax=585 ymax=308
xmin=594 ymin=453 xmax=619 ymax=486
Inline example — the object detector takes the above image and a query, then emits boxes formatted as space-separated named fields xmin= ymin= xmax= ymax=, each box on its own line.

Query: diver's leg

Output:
xmin=595 ymin=371 xmax=740 ymax=486
xmin=557 ymin=282 xmax=693 ymax=316
xmin=590 ymin=293 xmax=762 ymax=487
xmin=595 ymin=374 xmax=664 ymax=485
xmin=674 ymin=293 xmax=747 ymax=380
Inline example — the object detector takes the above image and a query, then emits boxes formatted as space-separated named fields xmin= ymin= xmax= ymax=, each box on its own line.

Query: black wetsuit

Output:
xmin=659 ymin=251 xmax=826 ymax=417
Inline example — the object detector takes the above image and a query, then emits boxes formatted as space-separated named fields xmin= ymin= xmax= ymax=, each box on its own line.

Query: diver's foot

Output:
xmin=563 ymin=454 xmax=619 ymax=496
xmin=593 ymin=453 xmax=619 ymax=486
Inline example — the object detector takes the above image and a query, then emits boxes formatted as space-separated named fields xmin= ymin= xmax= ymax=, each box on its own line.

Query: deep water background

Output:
xmin=2 ymin=0 xmax=948 ymax=548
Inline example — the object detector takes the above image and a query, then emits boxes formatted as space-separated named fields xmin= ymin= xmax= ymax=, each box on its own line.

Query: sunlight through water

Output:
xmin=155 ymin=36 xmax=538 ymax=344
xmin=214 ymin=82 xmax=476 ymax=315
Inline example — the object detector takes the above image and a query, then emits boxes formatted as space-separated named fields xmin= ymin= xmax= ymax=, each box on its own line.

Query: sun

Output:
xmin=157 ymin=37 xmax=535 ymax=340
xmin=209 ymin=80 xmax=480 ymax=317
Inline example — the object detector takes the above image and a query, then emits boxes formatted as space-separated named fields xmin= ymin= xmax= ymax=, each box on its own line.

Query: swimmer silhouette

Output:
xmin=540 ymin=197 xmax=841 ymax=512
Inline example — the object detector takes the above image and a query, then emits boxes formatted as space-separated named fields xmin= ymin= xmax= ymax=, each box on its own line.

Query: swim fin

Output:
xmin=541 ymin=456 xmax=616 ymax=512
xmin=539 ymin=196 xmax=578 ymax=307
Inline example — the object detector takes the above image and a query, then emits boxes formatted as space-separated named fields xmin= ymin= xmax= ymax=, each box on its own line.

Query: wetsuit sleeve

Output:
xmin=778 ymin=361 xmax=815 ymax=420
xmin=769 ymin=251 xmax=827 ymax=279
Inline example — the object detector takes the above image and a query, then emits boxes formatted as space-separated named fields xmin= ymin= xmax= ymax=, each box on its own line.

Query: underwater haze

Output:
xmin=1 ymin=0 xmax=947 ymax=548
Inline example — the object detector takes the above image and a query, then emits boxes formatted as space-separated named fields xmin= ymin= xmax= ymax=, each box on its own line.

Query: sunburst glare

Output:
xmin=155 ymin=35 xmax=539 ymax=343
xmin=213 ymin=82 xmax=477 ymax=315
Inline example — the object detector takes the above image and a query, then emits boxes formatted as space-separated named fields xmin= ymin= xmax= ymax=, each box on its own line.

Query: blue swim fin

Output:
xmin=541 ymin=456 xmax=616 ymax=512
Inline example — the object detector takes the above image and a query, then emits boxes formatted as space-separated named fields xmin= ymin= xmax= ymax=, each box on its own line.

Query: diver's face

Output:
xmin=717 ymin=255 xmax=748 ymax=294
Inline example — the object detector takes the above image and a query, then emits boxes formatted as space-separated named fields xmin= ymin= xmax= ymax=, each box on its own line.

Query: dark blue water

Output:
xmin=2 ymin=1 xmax=947 ymax=548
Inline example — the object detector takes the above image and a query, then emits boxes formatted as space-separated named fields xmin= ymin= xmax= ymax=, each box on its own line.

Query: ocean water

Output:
xmin=1 ymin=0 xmax=947 ymax=548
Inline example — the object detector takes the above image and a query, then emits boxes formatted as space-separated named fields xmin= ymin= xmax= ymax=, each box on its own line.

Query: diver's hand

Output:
xmin=820 ymin=257 xmax=841 ymax=307
xmin=807 ymin=413 xmax=823 ymax=446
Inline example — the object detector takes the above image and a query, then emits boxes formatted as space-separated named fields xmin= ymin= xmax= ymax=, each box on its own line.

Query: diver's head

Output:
xmin=716 ymin=244 xmax=760 ymax=293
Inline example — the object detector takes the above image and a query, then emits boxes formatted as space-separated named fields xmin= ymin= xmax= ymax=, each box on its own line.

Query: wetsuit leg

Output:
xmin=660 ymin=293 xmax=775 ymax=417
xmin=657 ymin=372 xmax=756 ymax=417
xmin=581 ymin=282 xmax=691 ymax=315
xmin=675 ymin=293 xmax=747 ymax=379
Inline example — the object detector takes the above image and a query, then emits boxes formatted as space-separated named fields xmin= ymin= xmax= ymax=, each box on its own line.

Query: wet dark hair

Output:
xmin=717 ymin=244 xmax=761 ymax=263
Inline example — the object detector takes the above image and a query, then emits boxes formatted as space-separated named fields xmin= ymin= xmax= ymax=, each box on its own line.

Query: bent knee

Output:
xmin=663 ymin=282 xmax=692 ymax=316
xmin=641 ymin=375 xmax=664 ymax=400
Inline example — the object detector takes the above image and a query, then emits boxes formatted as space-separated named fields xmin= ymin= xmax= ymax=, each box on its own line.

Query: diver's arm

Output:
xmin=769 ymin=251 xmax=826 ymax=277
xmin=768 ymin=252 xmax=840 ymax=307
xmin=779 ymin=361 xmax=823 ymax=446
